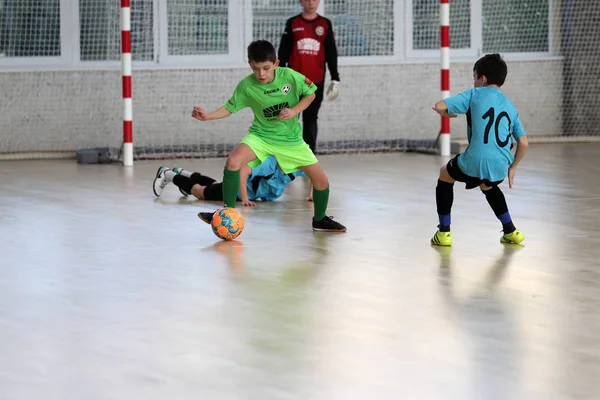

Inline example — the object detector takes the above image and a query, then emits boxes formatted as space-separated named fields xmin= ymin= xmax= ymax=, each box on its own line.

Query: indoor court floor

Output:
xmin=1 ymin=143 xmax=599 ymax=399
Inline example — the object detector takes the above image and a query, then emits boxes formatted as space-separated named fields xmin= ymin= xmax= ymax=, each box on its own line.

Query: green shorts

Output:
xmin=239 ymin=134 xmax=318 ymax=173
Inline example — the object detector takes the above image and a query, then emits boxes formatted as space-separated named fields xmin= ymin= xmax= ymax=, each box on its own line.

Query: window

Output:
xmin=326 ymin=0 xmax=394 ymax=57
xmin=252 ymin=0 xmax=300 ymax=51
xmin=412 ymin=0 xmax=470 ymax=50
xmin=0 ymin=0 xmax=554 ymax=68
xmin=482 ymin=0 xmax=548 ymax=53
xmin=80 ymin=0 xmax=154 ymax=61
xmin=167 ymin=0 xmax=228 ymax=56
xmin=0 ymin=0 xmax=60 ymax=57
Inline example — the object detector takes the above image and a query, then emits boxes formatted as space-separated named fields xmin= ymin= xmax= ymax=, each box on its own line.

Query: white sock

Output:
xmin=178 ymin=169 xmax=193 ymax=178
xmin=165 ymin=170 xmax=176 ymax=182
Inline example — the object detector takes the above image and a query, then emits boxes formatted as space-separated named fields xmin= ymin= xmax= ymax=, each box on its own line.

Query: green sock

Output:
xmin=313 ymin=186 xmax=330 ymax=221
xmin=222 ymin=168 xmax=240 ymax=208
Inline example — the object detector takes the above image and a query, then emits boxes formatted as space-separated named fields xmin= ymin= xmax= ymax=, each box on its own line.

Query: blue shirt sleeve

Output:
xmin=444 ymin=89 xmax=473 ymax=115
xmin=511 ymin=114 xmax=526 ymax=138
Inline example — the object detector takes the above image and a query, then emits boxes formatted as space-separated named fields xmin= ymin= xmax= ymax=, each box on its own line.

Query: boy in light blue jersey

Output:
xmin=431 ymin=53 xmax=529 ymax=246
xmin=152 ymin=156 xmax=307 ymax=205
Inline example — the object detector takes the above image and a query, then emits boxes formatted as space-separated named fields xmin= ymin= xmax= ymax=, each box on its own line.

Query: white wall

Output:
xmin=0 ymin=59 xmax=562 ymax=157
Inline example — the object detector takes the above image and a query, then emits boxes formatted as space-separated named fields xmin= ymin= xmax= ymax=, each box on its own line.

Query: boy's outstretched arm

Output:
xmin=507 ymin=136 xmax=529 ymax=189
xmin=432 ymin=100 xmax=457 ymax=118
xmin=278 ymin=93 xmax=316 ymax=120
xmin=192 ymin=106 xmax=232 ymax=121
xmin=238 ymin=165 xmax=256 ymax=207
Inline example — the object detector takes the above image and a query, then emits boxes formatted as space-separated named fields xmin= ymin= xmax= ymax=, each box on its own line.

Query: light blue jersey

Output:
xmin=444 ymin=86 xmax=526 ymax=182
xmin=244 ymin=156 xmax=305 ymax=201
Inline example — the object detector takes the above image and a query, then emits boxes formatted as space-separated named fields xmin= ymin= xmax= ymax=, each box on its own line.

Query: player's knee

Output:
xmin=225 ymin=156 xmax=244 ymax=171
xmin=439 ymin=166 xmax=454 ymax=183
xmin=311 ymin=176 xmax=329 ymax=191
xmin=191 ymin=184 xmax=204 ymax=199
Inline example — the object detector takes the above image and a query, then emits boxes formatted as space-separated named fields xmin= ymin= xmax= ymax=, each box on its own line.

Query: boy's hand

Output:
xmin=305 ymin=185 xmax=313 ymax=202
xmin=192 ymin=106 xmax=209 ymax=121
xmin=277 ymin=108 xmax=297 ymax=120
xmin=508 ymin=166 xmax=517 ymax=188
xmin=241 ymin=199 xmax=256 ymax=207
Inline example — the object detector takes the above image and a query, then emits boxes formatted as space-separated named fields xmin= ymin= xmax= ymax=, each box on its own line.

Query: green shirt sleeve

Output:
xmin=291 ymin=69 xmax=317 ymax=97
xmin=224 ymin=81 xmax=250 ymax=114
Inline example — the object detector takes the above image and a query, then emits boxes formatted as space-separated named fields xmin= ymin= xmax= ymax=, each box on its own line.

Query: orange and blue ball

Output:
xmin=211 ymin=208 xmax=244 ymax=241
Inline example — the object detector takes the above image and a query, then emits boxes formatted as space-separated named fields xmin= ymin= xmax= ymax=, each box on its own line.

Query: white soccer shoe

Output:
xmin=153 ymin=166 xmax=171 ymax=197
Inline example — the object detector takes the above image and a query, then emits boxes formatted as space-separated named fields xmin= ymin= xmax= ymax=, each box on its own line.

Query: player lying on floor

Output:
xmin=152 ymin=155 xmax=310 ymax=206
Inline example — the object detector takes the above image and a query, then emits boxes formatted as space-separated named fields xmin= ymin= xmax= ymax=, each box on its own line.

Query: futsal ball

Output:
xmin=211 ymin=208 xmax=244 ymax=241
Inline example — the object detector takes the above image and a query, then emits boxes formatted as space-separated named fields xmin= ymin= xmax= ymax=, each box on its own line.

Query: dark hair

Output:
xmin=473 ymin=53 xmax=507 ymax=86
xmin=247 ymin=40 xmax=277 ymax=63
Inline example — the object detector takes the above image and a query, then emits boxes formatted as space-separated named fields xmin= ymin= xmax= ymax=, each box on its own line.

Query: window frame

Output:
xmin=0 ymin=0 xmax=72 ymax=69
xmin=333 ymin=0 xmax=404 ymax=66
xmin=74 ymin=0 xmax=157 ymax=69
xmin=479 ymin=0 xmax=556 ymax=58
xmin=0 ymin=0 xmax=559 ymax=72
xmin=156 ymin=0 xmax=245 ymax=69
xmin=404 ymin=0 xmax=479 ymax=61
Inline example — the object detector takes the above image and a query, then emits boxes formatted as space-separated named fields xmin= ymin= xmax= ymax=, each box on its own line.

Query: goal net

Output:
xmin=0 ymin=0 xmax=599 ymax=161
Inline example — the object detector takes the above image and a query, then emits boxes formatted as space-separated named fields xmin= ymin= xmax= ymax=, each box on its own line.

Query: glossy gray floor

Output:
xmin=1 ymin=143 xmax=599 ymax=400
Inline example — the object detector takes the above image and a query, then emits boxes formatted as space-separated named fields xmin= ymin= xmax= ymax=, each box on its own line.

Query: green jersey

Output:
xmin=223 ymin=67 xmax=317 ymax=145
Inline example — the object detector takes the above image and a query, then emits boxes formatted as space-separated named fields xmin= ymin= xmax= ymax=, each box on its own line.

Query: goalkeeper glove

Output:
xmin=326 ymin=80 xmax=340 ymax=101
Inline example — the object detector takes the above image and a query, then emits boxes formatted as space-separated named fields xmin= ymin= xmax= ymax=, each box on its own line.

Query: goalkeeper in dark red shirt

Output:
xmin=278 ymin=0 xmax=340 ymax=154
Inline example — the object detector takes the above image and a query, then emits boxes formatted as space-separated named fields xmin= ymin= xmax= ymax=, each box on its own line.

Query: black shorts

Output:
xmin=446 ymin=154 xmax=503 ymax=189
xmin=203 ymin=182 xmax=223 ymax=201
xmin=202 ymin=182 xmax=242 ymax=202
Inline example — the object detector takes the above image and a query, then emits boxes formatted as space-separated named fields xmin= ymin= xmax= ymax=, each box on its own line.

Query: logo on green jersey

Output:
xmin=281 ymin=84 xmax=291 ymax=94
xmin=263 ymin=102 xmax=290 ymax=119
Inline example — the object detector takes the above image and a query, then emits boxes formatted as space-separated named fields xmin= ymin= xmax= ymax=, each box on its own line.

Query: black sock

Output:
xmin=482 ymin=186 xmax=516 ymax=234
xmin=191 ymin=173 xmax=216 ymax=186
xmin=173 ymin=175 xmax=195 ymax=194
xmin=436 ymin=180 xmax=454 ymax=232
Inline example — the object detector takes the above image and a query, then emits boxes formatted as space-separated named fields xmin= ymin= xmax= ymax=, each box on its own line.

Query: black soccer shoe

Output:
xmin=312 ymin=216 xmax=347 ymax=232
xmin=198 ymin=211 xmax=214 ymax=224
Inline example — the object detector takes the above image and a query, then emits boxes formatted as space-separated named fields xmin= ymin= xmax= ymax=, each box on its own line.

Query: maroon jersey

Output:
xmin=278 ymin=14 xmax=340 ymax=85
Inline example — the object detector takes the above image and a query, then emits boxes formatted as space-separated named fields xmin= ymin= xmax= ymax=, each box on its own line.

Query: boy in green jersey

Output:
xmin=190 ymin=40 xmax=346 ymax=232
